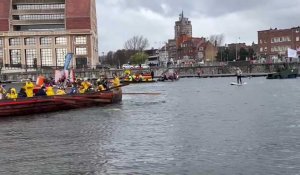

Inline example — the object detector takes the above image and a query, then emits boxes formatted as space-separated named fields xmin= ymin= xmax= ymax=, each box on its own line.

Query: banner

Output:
xmin=64 ymin=53 xmax=73 ymax=70
xmin=287 ymin=48 xmax=297 ymax=58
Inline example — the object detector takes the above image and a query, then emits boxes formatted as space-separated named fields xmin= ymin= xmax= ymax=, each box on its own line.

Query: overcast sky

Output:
xmin=96 ymin=0 xmax=300 ymax=53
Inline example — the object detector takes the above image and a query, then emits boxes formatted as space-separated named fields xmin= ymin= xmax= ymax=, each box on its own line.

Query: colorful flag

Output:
xmin=55 ymin=70 xmax=64 ymax=83
xmin=64 ymin=53 xmax=73 ymax=70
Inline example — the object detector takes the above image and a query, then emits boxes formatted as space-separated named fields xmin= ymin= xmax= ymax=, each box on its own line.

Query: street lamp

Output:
xmin=236 ymin=37 xmax=240 ymax=61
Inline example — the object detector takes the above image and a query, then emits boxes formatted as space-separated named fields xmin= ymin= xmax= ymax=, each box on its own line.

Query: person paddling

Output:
xmin=0 ymin=84 xmax=6 ymax=100
xmin=236 ymin=67 xmax=243 ymax=84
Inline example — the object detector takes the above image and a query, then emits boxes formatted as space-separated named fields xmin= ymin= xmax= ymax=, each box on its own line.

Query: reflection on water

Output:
xmin=0 ymin=78 xmax=300 ymax=174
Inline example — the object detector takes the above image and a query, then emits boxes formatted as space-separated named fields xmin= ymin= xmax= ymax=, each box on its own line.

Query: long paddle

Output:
xmin=123 ymin=92 xmax=161 ymax=95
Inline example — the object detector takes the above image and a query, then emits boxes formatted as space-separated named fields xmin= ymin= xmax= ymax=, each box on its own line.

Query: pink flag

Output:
xmin=64 ymin=70 xmax=69 ymax=79
xmin=55 ymin=70 xmax=63 ymax=83
xmin=70 ymin=69 xmax=75 ymax=83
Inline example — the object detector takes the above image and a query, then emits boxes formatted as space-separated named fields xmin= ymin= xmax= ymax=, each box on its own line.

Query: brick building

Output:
xmin=0 ymin=0 xmax=98 ymax=69
xmin=167 ymin=12 xmax=217 ymax=64
xmin=175 ymin=11 xmax=192 ymax=40
xmin=258 ymin=27 xmax=300 ymax=60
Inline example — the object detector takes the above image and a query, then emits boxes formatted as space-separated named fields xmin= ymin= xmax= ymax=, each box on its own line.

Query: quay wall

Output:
xmin=1 ymin=63 xmax=300 ymax=81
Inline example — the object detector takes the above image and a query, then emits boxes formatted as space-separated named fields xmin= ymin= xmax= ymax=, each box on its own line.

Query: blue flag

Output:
xmin=64 ymin=53 xmax=73 ymax=70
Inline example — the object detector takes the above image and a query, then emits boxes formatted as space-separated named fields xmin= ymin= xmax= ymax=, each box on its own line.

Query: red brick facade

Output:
xmin=66 ymin=0 xmax=92 ymax=30
xmin=258 ymin=27 xmax=300 ymax=58
xmin=0 ymin=0 xmax=10 ymax=31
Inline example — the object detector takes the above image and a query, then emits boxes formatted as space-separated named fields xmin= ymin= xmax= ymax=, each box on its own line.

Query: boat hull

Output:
xmin=0 ymin=89 xmax=122 ymax=117
xmin=266 ymin=68 xmax=298 ymax=79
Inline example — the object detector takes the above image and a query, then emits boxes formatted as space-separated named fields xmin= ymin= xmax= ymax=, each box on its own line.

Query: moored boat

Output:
xmin=0 ymin=88 xmax=122 ymax=117
xmin=266 ymin=67 xmax=298 ymax=79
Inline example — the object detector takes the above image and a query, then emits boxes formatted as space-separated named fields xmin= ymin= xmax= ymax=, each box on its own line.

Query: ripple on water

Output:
xmin=0 ymin=77 xmax=300 ymax=174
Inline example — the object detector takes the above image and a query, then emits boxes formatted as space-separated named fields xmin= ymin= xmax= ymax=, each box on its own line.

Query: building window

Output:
xmin=16 ymin=4 xmax=65 ymax=10
xmin=10 ymin=49 xmax=21 ymax=65
xmin=296 ymin=37 xmax=300 ymax=42
xmin=41 ymin=49 xmax=53 ymax=66
xmin=40 ymin=37 xmax=52 ymax=45
xmin=56 ymin=48 xmax=67 ymax=66
xmin=9 ymin=38 xmax=21 ymax=46
xmin=17 ymin=14 xmax=64 ymax=20
xmin=0 ymin=39 xmax=3 ymax=47
xmin=55 ymin=37 xmax=67 ymax=45
xmin=75 ymin=36 xmax=87 ymax=45
xmin=76 ymin=47 xmax=87 ymax=55
xmin=0 ymin=49 xmax=3 ymax=59
xmin=25 ymin=38 xmax=36 ymax=45
xmin=25 ymin=49 xmax=37 ymax=67
xmin=264 ymin=47 xmax=267 ymax=51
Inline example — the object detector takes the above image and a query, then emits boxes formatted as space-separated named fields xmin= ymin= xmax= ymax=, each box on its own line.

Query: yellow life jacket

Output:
xmin=98 ymin=85 xmax=106 ymax=91
xmin=56 ymin=89 xmax=66 ymax=96
xmin=79 ymin=88 xmax=86 ymax=94
xmin=46 ymin=86 xmax=55 ymax=96
xmin=24 ymin=82 xmax=34 ymax=97
xmin=113 ymin=77 xmax=120 ymax=87
xmin=81 ymin=81 xmax=91 ymax=91
xmin=6 ymin=88 xmax=18 ymax=99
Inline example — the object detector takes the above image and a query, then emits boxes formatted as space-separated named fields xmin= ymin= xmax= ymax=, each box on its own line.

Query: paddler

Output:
xmin=24 ymin=78 xmax=34 ymax=97
xmin=236 ymin=67 xmax=243 ymax=84
xmin=112 ymin=73 xmax=120 ymax=90
xmin=6 ymin=88 xmax=18 ymax=99
xmin=81 ymin=78 xmax=92 ymax=92
xmin=0 ymin=84 xmax=6 ymax=100
xmin=46 ymin=85 xmax=55 ymax=96
xmin=78 ymin=85 xmax=86 ymax=94
xmin=56 ymin=87 xmax=66 ymax=95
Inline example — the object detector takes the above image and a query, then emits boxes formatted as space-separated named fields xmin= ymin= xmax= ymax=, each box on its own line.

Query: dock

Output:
xmin=179 ymin=73 xmax=269 ymax=78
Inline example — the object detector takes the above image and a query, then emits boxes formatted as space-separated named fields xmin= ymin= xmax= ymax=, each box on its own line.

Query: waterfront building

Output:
xmin=167 ymin=12 xmax=217 ymax=64
xmin=0 ymin=0 xmax=98 ymax=70
xmin=258 ymin=27 xmax=300 ymax=60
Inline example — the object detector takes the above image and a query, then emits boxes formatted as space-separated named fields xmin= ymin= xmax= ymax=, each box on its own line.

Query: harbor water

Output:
xmin=0 ymin=77 xmax=299 ymax=174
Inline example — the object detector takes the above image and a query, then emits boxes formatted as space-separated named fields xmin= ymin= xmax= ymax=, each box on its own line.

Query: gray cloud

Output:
xmin=97 ymin=0 xmax=300 ymax=52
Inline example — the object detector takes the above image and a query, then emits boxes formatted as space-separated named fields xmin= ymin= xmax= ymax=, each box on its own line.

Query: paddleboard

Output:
xmin=230 ymin=82 xmax=247 ymax=86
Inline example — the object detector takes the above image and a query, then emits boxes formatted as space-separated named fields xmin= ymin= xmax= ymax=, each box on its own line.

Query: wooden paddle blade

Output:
xmin=123 ymin=93 xmax=161 ymax=95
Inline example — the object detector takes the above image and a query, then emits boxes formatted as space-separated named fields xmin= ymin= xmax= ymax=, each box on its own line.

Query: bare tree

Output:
xmin=124 ymin=35 xmax=149 ymax=51
xmin=209 ymin=34 xmax=224 ymax=46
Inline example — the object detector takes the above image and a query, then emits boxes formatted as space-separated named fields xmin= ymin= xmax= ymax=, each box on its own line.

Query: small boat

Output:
xmin=266 ymin=67 xmax=298 ymax=79
xmin=157 ymin=74 xmax=180 ymax=82
xmin=0 ymin=88 xmax=122 ymax=117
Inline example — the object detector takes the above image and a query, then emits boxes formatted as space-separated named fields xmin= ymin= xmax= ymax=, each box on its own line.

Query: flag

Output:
xmin=64 ymin=53 xmax=73 ymax=70
xmin=287 ymin=48 xmax=297 ymax=58
xmin=70 ymin=69 xmax=75 ymax=83
xmin=55 ymin=70 xmax=64 ymax=83
xmin=64 ymin=70 xmax=69 ymax=80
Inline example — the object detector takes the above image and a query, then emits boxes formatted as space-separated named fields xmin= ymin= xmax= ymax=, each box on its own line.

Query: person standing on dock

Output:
xmin=236 ymin=67 xmax=243 ymax=84
xmin=151 ymin=70 xmax=154 ymax=80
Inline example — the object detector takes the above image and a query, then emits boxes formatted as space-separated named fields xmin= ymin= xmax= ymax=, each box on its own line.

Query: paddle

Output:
xmin=123 ymin=92 xmax=161 ymax=95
